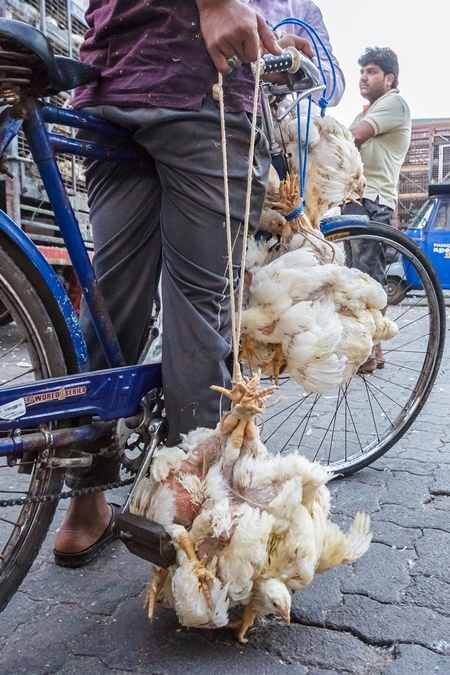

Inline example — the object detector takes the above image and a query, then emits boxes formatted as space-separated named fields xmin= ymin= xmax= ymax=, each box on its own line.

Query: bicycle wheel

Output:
xmin=259 ymin=222 xmax=446 ymax=476
xmin=0 ymin=240 xmax=76 ymax=611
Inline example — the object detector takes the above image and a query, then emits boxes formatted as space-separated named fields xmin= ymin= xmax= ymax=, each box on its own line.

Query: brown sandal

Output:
xmin=54 ymin=503 xmax=121 ymax=568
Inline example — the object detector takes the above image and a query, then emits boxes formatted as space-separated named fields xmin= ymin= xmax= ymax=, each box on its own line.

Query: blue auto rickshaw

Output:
xmin=386 ymin=183 xmax=450 ymax=302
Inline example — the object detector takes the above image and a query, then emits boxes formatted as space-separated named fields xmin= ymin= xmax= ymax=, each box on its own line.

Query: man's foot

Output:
xmin=374 ymin=343 xmax=385 ymax=369
xmin=359 ymin=344 xmax=385 ymax=374
xmin=54 ymin=494 xmax=120 ymax=568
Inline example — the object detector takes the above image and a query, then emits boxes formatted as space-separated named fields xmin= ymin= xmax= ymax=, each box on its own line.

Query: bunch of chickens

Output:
xmin=240 ymin=101 xmax=398 ymax=391
xmin=130 ymin=368 xmax=372 ymax=642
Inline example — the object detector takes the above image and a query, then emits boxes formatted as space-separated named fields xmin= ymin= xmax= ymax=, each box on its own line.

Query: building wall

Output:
xmin=1 ymin=0 xmax=92 ymax=250
xmin=396 ymin=119 xmax=450 ymax=228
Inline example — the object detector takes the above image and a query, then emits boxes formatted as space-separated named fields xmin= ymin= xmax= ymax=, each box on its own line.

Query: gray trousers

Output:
xmin=66 ymin=95 xmax=269 ymax=488
xmin=342 ymin=197 xmax=394 ymax=286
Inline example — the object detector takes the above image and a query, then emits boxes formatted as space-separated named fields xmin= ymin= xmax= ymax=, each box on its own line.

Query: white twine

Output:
xmin=216 ymin=54 xmax=262 ymax=377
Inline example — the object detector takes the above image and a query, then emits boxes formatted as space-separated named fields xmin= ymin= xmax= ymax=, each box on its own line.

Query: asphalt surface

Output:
xmin=1 ymin=309 xmax=450 ymax=674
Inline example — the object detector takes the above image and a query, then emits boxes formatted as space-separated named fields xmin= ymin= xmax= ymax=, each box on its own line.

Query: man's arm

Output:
xmin=195 ymin=0 xmax=283 ymax=74
xmin=351 ymin=95 xmax=407 ymax=148
xmin=351 ymin=121 xmax=375 ymax=149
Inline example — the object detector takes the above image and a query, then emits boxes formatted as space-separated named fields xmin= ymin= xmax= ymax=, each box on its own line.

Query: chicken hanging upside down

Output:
xmin=240 ymin=102 xmax=398 ymax=390
xmin=265 ymin=100 xmax=366 ymax=233
xmin=240 ymin=239 xmax=398 ymax=390
xmin=130 ymin=366 xmax=372 ymax=642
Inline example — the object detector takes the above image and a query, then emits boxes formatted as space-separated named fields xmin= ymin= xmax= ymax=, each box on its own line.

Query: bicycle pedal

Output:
xmin=115 ymin=511 xmax=176 ymax=568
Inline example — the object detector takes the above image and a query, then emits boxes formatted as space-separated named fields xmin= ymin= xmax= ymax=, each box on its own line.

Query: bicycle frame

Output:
xmin=0 ymin=97 xmax=370 ymax=460
xmin=0 ymin=99 xmax=162 ymax=455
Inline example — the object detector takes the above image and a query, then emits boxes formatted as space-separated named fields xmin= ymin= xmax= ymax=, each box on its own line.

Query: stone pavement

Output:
xmin=1 ymin=338 xmax=450 ymax=674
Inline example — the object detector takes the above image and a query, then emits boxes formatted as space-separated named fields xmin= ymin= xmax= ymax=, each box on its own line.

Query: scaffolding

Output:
xmin=397 ymin=119 xmax=450 ymax=228
xmin=0 ymin=0 xmax=92 ymax=261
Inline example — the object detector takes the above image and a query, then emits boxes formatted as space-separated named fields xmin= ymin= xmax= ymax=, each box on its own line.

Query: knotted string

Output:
xmin=216 ymin=53 xmax=262 ymax=377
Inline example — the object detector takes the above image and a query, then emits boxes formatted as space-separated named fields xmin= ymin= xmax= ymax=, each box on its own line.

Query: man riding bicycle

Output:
xmin=54 ymin=0 xmax=315 ymax=567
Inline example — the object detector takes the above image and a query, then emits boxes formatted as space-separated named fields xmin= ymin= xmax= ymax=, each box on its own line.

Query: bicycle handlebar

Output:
xmin=259 ymin=47 xmax=321 ymax=88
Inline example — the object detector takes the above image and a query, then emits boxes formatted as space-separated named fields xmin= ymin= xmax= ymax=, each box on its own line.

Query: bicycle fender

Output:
xmin=0 ymin=209 xmax=89 ymax=369
xmin=320 ymin=215 xmax=370 ymax=236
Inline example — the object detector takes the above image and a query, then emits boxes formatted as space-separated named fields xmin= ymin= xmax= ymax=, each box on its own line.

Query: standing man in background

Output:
xmin=343 ymin=46 xmax=411 ymax=373
xmin=242 ymin=0 xmax=345 ymax=106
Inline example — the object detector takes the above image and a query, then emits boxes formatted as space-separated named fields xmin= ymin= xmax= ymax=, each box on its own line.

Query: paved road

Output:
xmin=1 ymin=310 xmax=450 ymax=674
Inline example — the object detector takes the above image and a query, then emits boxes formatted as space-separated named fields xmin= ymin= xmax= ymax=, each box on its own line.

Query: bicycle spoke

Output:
xmin=0 ymin=368 xmax=34 ymax=385
xmin=382 ymin=360 xmax=423 ymax=374
xmin=383 ymin=332 xmax=431 ymax=354
xmin=0 ymin=516 xmax=19 ymax=527
xmin=359 ymin=377 xmax=396 ymax=427
xmin=0 ymin=337 xmax=27 ymax=360
xmin=343 ymin=387 xmax=365 ymax=454
xmin=396 ymin=313 xmax=431 ymax=331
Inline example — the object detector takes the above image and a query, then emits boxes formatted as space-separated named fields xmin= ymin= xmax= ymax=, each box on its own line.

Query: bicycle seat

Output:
xmin=0 ymin=18 xmax=99 ymax=96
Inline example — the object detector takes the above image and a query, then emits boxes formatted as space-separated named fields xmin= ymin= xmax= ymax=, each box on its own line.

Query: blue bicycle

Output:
xmin=0 ymin=19 xmax=445 ymax=611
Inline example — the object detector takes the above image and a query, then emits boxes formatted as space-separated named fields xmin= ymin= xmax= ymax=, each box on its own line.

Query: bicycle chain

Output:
xmin=0 ymin=476 xmax=135 ymax=508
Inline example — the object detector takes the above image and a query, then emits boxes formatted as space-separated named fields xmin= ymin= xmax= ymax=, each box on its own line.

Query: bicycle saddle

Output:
xmin=0 ymin=18 xmax=99 ymax=95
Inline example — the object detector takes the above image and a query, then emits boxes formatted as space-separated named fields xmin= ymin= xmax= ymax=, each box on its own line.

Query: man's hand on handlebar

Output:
xmin=196 ymin=0 xmax=282 ymax=74
xmin=261 ymin=33 xmax=315 ymax=84
xmin=275 ymin=34 xmax=315 ymax=60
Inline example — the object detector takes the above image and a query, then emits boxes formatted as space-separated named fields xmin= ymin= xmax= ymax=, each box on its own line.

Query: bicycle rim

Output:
xmin=0 ymin=247 xmax=69 ymax=610
xmin=259 ymin=224 xmax=446 ymax=476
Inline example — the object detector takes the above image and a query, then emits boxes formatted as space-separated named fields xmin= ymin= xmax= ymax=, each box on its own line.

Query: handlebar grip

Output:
xmin=260 ymin=48 xmax=301 ymax=75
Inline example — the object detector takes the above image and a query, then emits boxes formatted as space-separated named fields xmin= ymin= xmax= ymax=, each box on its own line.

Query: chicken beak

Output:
xmin=280 ymin=598 xmax=291 ymax=625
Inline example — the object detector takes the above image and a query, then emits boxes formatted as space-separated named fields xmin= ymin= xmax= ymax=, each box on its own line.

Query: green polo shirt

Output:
xmin=350 ymin=89 xmax=411 ymax=210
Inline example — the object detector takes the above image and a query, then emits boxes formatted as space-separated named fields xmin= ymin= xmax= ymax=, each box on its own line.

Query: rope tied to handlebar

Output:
xmin=285 ymin=92 xmax=313 ymax=221
xmin=273 ymin=18 xmax=337 ymax=117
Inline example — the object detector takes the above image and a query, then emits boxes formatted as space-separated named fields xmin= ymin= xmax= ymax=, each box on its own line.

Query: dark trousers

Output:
xmin=342 ymin=197 xmax=394 ymax=286
xmin=65 ymin=96 xmax=270 ymax=488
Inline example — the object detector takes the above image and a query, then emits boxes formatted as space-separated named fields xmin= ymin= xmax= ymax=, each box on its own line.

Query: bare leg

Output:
xmin=54 ymin=493 xmax=112 ymax=553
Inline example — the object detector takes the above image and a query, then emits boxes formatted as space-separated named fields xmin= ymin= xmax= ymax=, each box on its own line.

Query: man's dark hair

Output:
xmin=358 ymin=47 xmax=399 ymax=89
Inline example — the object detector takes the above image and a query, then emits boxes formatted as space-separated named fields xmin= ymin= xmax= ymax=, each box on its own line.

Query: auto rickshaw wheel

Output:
xmin=387 ymin=275 xmax=408 ymax=304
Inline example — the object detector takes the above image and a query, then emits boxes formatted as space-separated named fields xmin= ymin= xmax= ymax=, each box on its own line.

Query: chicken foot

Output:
xmin=270 ymin=173 xmax=300 ymax=217
xmin=212 ymin=366 xmax=278 ymax=448
xmin=265 ymin=343 xmax=287 ymax=385
xmin=238 ymin=335 xmax=260 ymax=374
xmin=144 ymin=565 xmax=169 ymax=619
xmin=220 ymin=414 xmax=260 ymax=448
xmin=175 ymin=529 xmax=215 ymax=610
xmin=227 ymin=604 xmax=257 ymax=643
xmin=239 ymin=339 xmax=287 ymax=386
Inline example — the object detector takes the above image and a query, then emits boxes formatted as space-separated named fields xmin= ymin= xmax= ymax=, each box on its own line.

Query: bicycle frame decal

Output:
xmin=24 ymin=385 xmax=88 ymax=406
xmin=0 ymin=398 xmax=26 ymax=420
xmin=0 ymin=363 xmax=162 ymax=433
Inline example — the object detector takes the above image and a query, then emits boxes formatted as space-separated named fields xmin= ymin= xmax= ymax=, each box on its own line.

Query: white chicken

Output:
xmin=166 ymin=525 xmax=230 ymax=629
xmin=129 ymin=367 xmax=372 ymax=643
xmin=271 ymin=100 xmax=366 ymax=230
xmin=239 ymin=99 xmax=398 ymax=391
xmin=240 ymin=241 xmax=398 ymax=390
xmin=127 ymin=101 xmax=376 ymax=644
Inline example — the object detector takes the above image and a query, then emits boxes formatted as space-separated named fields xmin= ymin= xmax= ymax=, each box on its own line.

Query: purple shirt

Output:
xmin=73 ymin=0 xmax=256 ymax=113
xmin=242 ymin=0 xmax=345 ymax=106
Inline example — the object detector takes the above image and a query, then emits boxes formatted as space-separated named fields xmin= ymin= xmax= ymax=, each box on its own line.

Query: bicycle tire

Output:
xmin=259 ymin=221 xmax=446 ymax=476
xmin=0 ymin=238 xmax=77 ymax=611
